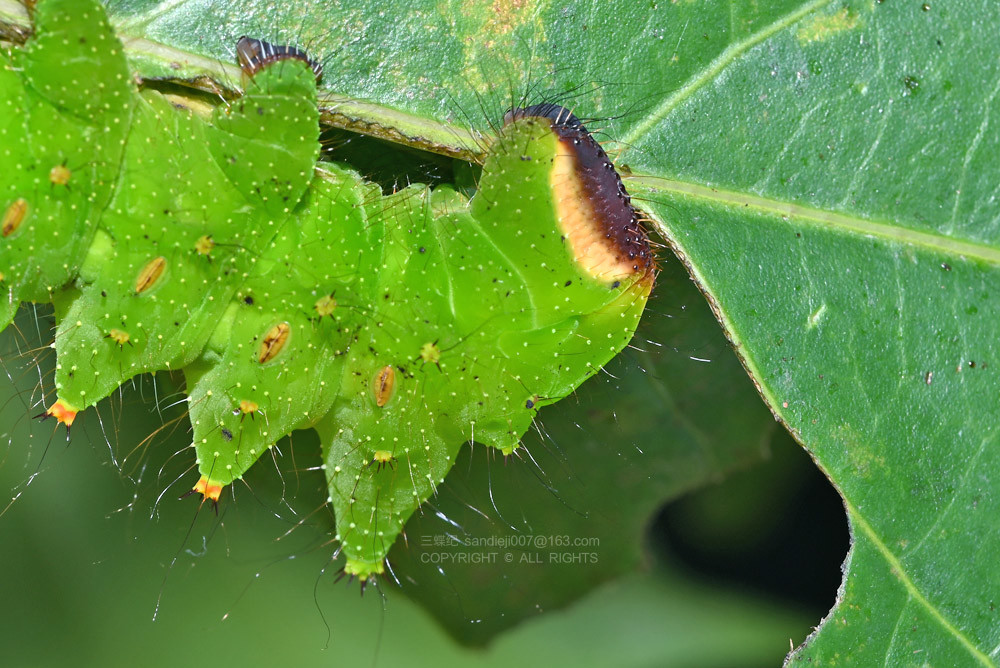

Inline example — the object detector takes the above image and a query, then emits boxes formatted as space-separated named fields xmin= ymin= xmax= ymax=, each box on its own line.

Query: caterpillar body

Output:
xmin=0 ymin=0 xmax=653 ymax=579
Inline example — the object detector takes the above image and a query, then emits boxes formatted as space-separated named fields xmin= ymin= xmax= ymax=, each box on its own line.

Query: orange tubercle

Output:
xmin=47 ymin=399 xmax=78 ymax=427
xmin=193 ymin=476 xmax=224 ymax=502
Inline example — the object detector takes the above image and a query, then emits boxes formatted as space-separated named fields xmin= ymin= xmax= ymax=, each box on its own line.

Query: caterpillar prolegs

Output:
xmin=0 ymin=0 xmax=654 ymax=579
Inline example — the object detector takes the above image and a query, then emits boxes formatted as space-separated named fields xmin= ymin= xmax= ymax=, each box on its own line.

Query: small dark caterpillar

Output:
xmin=503 ymin=103 xmax=653 ymax=283
xmin=235 ymin=36 xmax=323 ymax=82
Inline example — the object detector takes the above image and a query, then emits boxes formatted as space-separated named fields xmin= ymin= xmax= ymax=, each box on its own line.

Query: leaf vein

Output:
xmin=754 ymin=101 xmax=822 ymax=193
xmin=947 ymin=72 xmax=1000 ymax=235
xmin=847 ymin=503 xmax=995 ymax=667
xmin=882 ymin=602 xmax=913 ymax=668
xmin=906 ymin=433 xmax=993 ymax=557
xmin=620 ymin=0 xmax=837 ymax=149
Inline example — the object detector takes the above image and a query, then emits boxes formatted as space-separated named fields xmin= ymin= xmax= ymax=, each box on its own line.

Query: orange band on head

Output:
xmin=550 ymin=147 xmax=640 ymax=282
xmin=503 ymin=105 xmax=653 ymax=284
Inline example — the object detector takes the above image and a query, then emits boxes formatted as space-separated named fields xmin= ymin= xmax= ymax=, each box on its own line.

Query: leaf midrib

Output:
xmin=628 ymin=176 xmax=1000 ymax=266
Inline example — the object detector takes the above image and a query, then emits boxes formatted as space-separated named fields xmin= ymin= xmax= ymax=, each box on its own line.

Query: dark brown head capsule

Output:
xmin=236 ymin=36 xmax=323 ymax=83
xmin=503 ymin=103 xmax=653 ymax=282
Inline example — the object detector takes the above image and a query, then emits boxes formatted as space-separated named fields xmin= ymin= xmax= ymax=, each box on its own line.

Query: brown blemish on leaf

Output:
xmin=135 ymin=256 xmax=167 ymax=293
xmin=796 ymin=8 xmax=860 ymax=44
xmin=488 ymin=0 xmax=532 ymax=35
xmin=258 ymin=322 xmax=290 ymax=363
xmin=456 ymin=0 xmax=546 ymax=94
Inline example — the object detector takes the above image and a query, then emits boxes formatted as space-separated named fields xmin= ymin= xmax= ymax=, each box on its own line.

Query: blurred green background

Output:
xmin=0 ymin=304 xmax=845 ymax=668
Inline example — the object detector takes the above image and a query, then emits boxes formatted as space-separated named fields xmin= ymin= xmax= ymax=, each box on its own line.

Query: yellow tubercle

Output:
xmin=419 ymin=341 xmax=440 ymax=365
xmin=194 ymin=235 xmax=214 ymax=255
xmin=370 ymin=450 xmax=396 ymax=471
xmin=314 ymin=294 xmax=337 ymax=317
xmin=49 ymin=164 xmax=72 ymax=186
xmin=107 ymin=328 xmax=130 ymax=347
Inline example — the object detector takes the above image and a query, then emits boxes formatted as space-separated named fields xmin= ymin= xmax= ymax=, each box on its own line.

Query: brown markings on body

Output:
xmin=135 ymin=256 xmax=167 ymax=293
xmin=258 ymin=322 xmax=290 ymax=363
xmin=373 ymin=365 xmax=395 ymax=407
xmin=2 ymin=198 xmax=27 ymax=237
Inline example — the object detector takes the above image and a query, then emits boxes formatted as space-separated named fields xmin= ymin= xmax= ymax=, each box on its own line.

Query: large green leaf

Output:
xmin=2 ymin=0 xmax=994 ymax=662
xmin=625 ymin=2 xmax=1000 ymax=664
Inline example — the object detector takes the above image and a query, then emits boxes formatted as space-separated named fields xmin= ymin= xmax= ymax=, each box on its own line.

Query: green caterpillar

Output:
xmin=0 ymin=0 xmax=653 ymax=579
